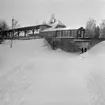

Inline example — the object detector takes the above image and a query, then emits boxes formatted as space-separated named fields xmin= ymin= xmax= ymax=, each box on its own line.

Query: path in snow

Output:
xmin=80 ymin=41 xmax=105 ymax=105
xmin=0 ymin=39 xmax=105 ymax=105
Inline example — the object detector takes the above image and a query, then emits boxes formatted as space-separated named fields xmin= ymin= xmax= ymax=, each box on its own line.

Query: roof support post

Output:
xmin=17 ymin=30 xmax=20 ymax=39
xmin=32 ymin=29 xmax=35 ymax=34
xmin=9 ymin=32 xmax=11 ymax=39
xmin=24 ymin=30 xmax=27 ymax=37
xmin=13 ymin=31 xmax=14 ymax=39
xmin=32 ymin=29 xmax=35 ymax=39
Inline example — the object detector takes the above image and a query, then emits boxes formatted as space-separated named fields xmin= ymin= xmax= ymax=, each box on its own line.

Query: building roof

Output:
xmin=48 ymin=20 xmax=66 ymax=28
xmin=41 ymin=27 xmax=78 ymax=32
xmin=47 ymin=15 xmax=66 ymax=28
xmin=41 ymin=26 xmax=86 ymax=32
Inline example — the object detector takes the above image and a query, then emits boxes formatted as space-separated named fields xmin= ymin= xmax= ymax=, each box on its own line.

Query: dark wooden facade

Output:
xmin=40 ymin=27 xmax=86 ymax=38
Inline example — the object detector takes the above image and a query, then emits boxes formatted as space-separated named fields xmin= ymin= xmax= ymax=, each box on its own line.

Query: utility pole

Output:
xmin=36 ymin=20 xmax=38 ymax=25
xmin=10 ymin=16 xmax=14 ymax=48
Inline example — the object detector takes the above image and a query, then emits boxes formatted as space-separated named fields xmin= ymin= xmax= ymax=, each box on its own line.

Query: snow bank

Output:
xmin=88 ymin=41 xmax=105 ymax=55
xmin=0 ymin=39 xmax=47 ymax=73
xmin=80 ymin=41 xmax=105 ymax=58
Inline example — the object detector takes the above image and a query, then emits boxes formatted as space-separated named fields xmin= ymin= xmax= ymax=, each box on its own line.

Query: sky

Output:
xmin=0 ymin=0 xmax=105 ymax=28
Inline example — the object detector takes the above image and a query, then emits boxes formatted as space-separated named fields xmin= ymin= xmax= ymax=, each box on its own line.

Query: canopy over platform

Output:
xmin=0 ymin=24 xmax=51 ymax=33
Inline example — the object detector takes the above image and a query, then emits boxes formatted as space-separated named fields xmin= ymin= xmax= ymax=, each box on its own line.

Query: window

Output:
xmin=81 ymin=31 xmax=84 ymax=38
xmin=63 ymin=31 xmax=66 ymax=37
xmin=65 ymin=31 xmax=67 ymax=37
xmin=48 ymin=32 xmax=51 ymax=37
xmin=57 ymin=31 xmax=60 ymax=38
xmin=69 ymin=30 xmax=71 ymax=37
xmin=78 ymin=30 xmax=81 ymax=37
xmin=66 ymin=30 xmax=69 ymax=38
xmin=62 ymin=31 xmax=64 ymax=37
xmin=74 ymin=30 xmax=77 ymax=37
xmin=60 ymin=31 xmax=62 ymax=37
xmin=67 ymin=31 xmax=69 ymax=37
xmin=71 ymin=31 xmax=74 ymax=37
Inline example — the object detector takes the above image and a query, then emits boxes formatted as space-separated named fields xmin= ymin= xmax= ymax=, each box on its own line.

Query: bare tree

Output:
xmin=85 ymin=18 xmax=96 ymax=38
xmin=99 ymin=20 xmax=105 ymax=38
xmin=10 ymin=17 xmax=20 ymax=48
xmin=42 ymin=20 xmax=46 ymax=25
xmin=48 ymin=14 xmax=56 ymax=25
xmin=94 ymin=26 xmax=100 ymax=38
xmin=0 ymin=20 xmax=9 ymax=43
xmin=0 ymin=20 xmax=9 ymax=30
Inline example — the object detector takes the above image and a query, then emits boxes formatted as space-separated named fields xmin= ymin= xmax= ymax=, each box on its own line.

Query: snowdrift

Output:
xmin=80 ymin=41 xmax=105 ymax=58
xmin=88 ymin=41 xmax=105 ymax=55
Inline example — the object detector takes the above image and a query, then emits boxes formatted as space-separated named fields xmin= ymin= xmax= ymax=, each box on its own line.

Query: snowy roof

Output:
xmin=1 ymin=24 xmax=51 ymax=32
xmin=41 ymin=27 xmax=78 ymax=32
xmin=48 ymin=20 xmax=66 ymax=28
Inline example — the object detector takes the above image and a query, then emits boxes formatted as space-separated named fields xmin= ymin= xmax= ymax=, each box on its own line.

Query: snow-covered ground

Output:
xmin=0 ymin=39 xmax=105 ymax=105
